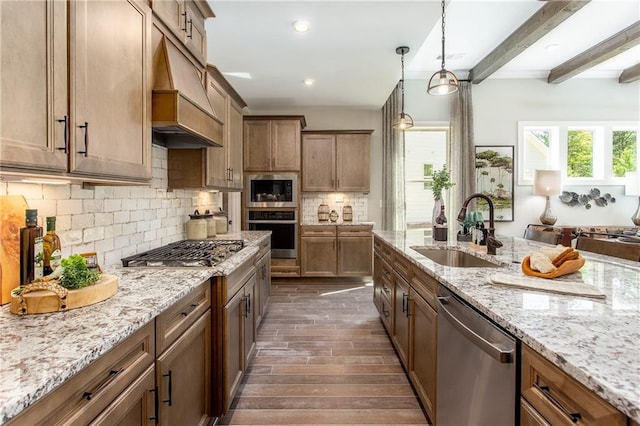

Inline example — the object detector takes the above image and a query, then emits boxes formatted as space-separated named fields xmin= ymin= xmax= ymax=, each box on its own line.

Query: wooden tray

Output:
xmin=10 ymin=274 xmax=118 ymax=315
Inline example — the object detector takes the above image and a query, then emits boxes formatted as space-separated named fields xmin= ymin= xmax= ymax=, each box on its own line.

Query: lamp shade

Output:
xmin=625 ymin=171 xmax=640 ymax=196
xmin=533 ymin=170 xmax=561 ymax=196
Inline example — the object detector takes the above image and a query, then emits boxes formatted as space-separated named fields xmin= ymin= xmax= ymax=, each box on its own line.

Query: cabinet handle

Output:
xmin=402 ymin=293 xmax=408 ymax=314
xmin=83 ymin=368 xmax=123 ymax=400
xmin=247 ymin=293 xmax=251 ymax=314
xmin=181 ymin=303 xmax=197 ymax=317
xmin=182 ymin=11 xmax=188 ymax=32
xmin=162 ymin=371 xmax=173 ymax=406
xmin=149 ymin=387 xmax=159 ymax=421
xmin=187 ymin=18 xmax=193 ymax=39
xmin=533 ymin=383 xmax=581 ymax=423
xmin=56 ymin=115 xmax=68 ymax=154
xmin=382 ymin=307 xmax=390 ymax=318
xmin=230 ymin=168 xmax=234 ymax=182
xmin=77 ymin=122 xmax=88 ymax=156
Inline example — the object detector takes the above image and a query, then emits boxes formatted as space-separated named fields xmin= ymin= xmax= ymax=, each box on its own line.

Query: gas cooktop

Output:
xmin=121 ymin=240 xmax=245 ymax=267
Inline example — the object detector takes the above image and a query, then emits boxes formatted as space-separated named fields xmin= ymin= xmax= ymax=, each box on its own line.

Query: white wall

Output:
xmin=404 ymin=78 xmax=640 ymax=236
xmin=246 ymin=106 xmax=383 ymax=228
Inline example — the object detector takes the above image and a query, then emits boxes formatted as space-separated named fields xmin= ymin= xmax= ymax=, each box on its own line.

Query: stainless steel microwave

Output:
xmin=245 ymin=174 xmax=298 ymax=208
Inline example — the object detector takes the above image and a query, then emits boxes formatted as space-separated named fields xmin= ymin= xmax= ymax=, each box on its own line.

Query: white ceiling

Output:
xmin=205 ymin=0 xmax=640 ymax=109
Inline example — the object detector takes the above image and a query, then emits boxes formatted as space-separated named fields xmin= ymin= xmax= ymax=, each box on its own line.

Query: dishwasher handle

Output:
xmin=437 ymin=296 xmax=514 ymax=364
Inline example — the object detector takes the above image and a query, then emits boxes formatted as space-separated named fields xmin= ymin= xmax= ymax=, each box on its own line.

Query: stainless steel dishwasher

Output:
xmin=436 ymin=286 xmax=517 ymax=426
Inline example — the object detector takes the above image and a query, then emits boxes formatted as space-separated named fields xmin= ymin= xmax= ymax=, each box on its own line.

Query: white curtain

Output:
xmin=449 ymin=81 xmax=476 ymax=212
xmin=381 ymin=84 xmax=406 ymax=231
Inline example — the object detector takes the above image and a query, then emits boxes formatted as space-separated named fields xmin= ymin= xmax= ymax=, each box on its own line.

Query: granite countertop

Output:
xmin=0 ymin=231 xmax=270 ymax=425
xmin=301 ymin=221 xmax=375 ymax=226
xmin=374 ymin=230 xmax=640 ymax=422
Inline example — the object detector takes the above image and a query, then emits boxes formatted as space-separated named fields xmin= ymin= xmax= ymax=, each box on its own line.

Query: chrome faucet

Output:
xmin=457 ymin=193 xmax=503 ymax=255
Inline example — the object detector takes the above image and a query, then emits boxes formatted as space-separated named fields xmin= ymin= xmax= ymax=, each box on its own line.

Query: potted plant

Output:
xmin=431 ymin=166 xmax=454 ymax=241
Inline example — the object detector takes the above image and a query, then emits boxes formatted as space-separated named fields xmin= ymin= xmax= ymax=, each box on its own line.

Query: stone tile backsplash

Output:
xmin=0 ymin=146 xmax=221 ymax=268
xmin=302 ymin=193 xmax=368 ymax=224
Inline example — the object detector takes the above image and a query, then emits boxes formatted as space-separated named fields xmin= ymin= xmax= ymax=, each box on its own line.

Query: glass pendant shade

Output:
xmin=427 ymin=69 xmax=459 ymax=95
xmin=393 ymin=46 xmax=413 ymax=130
xmin=393 ymin=112 xmax=414 ymax=130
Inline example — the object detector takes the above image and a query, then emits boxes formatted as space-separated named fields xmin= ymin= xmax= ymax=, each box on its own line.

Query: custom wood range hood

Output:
xmin=152 ymin=36 xmax=223 ymax=148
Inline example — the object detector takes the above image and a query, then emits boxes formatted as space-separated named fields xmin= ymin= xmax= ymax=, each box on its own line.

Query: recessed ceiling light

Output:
xmin=293 ymin=20 xmax=310 ymax=32
xmin=223 ymin=72 xmax=252 ymax=79
xmin=546 ymin=44 xmax=559 ymax=52
xmin=303 ymin=79 xmax=314 ymax=86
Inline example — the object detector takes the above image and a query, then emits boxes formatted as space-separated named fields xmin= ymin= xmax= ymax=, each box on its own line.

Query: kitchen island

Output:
xmin=374 ymin=230 xmax=640 ymax=423
xmin=0 ymin=231 xmax=270 ymax=425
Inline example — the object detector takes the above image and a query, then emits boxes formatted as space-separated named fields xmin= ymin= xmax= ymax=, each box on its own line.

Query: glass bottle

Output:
xmin=433 ymin=204 xmax=448 ymax=241
xmin=19 ymin=209 xmax=44 ymax=285
xmin=43 ymin=216 xmax=62 ymax=275
xmin=435 ymin=204 xmax=447 ymax=226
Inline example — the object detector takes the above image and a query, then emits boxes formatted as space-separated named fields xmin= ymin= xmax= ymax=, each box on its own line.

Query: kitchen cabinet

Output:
xmin=151 ymin=0 xmax=212 ymax=66
xmin=167 ymin=66 xmax=246 ymax=191
xmin=521 ymin=343 xmax=626 ymax=426
xmin=392 ymin=272 xmax=410 ymax=367
xmin=372 ymin=250 xmax=393 ymax=333
xmin=0 ymin=0 xmax=153 ymax=184
xmin=243 ymin=116 xmax=306 ymax=172
xmin=302 ymin=130 xmax=372 ymax=192
xmin=301 ymin=225 xmax=373 ymax=277
xmin=6 ymin=322 xmax=156 ymax=425
xmin=255 ymin=238 xmax=272 ymax=326
xmin=213 ymin=259 xmax=258 ymax=416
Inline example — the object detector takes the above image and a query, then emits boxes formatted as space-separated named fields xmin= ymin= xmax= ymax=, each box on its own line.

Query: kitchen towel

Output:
xmin=487 ymin=272 xmax=606 ymax=299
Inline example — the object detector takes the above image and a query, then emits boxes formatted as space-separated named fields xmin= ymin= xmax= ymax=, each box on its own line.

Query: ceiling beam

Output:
xmin=618 ymin=63 xmax=640 ymax=83
xmin=548 ymin=21 xmax=640 ymax=84
xmin=468 ymin=1 xmax=590 ymax=84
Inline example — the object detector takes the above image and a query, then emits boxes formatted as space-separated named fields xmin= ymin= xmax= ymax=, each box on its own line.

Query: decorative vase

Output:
xmin=433 ymin=199 xmax=448 ymax=241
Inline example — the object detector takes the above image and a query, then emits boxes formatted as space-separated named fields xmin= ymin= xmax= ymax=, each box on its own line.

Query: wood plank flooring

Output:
xmin=219 ymin=282 xmax=428 ymax=425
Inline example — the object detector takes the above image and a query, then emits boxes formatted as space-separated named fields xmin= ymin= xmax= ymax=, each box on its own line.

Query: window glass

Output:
xmin=567 ymin=129 xmax=594 ymax=178
xmin=612 ymin=129 xmax=637 ymax=177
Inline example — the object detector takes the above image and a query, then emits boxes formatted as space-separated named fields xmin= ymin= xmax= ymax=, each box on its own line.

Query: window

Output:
xmin=518 ymin=121 xmax=638 ymax=185
xmin=404 ymin=128 xmax=449 ymax=230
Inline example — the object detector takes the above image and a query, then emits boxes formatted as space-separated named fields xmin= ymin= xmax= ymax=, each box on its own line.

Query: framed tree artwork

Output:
xmin=475 ymin=145 xmax=514 ymax=222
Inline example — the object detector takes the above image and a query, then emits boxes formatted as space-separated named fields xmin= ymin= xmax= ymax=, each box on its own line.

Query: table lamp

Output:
xmin=534 ymin=170 xmax=561 ymax=225
xmin=625 ymin=171 xmax=640 ymax=226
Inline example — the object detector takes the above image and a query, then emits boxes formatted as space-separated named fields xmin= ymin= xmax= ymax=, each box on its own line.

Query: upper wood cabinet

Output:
xmin=0 ymin=0 xmax=152 ymax=184
xmin=302 ymin=130 xmax=372 ymax=192
xmin=243 ymin=116 xmax=306 ymax=172
xmin=151 ymin=0 xmax=213 ymax=66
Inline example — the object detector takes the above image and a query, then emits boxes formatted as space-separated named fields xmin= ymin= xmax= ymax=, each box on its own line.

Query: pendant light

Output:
xmin=427 ymin=0 xmax=459 ymax=95
xmin=393 ymin=46 xmax=414 ymax=130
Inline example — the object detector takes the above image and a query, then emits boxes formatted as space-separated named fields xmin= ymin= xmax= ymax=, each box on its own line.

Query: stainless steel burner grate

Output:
xmin=121 ymin=240 xmax=245 ymax=267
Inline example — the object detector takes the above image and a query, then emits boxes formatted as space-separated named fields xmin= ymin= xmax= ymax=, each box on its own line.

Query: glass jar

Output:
xmin=186 ymin=210 xmax=208 ymax=239
xmin=203 ymin=210 xmax=217 ymax=237
xmin=214 ymin=209 xmax=228 ymax=234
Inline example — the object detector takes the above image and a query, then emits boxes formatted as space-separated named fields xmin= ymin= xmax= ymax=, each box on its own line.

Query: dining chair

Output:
xmin=575 ymin=236 xmax=640 ymax=261
xmin=523 ymin=226 xmax=561 ymax=245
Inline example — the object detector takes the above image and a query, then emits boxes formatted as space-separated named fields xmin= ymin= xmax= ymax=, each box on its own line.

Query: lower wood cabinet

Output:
xmin=392 ymin=272 xmax=410 ymax=367
xmin=301 ymin=225 xmax=372 ymax=277
xmin=255 ymin=241 xmax=272 ymax=326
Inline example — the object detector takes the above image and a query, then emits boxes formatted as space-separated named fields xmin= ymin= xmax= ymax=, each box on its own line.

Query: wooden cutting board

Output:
xmin=0 ymin=195 xmax=28 ymax=305
xmin=10 ymin=274 xmax=119 ymax=315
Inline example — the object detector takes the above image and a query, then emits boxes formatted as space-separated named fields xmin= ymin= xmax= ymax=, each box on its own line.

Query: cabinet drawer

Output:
xmin=411 ymin=267 xmax=439 ymax=310
xmin=379 ymin=259 xmax=394 ymax=305
xmin=301 ymin=225 xmax=337 ymax=237
xmin=256 ymin=237 xmax=271 ymax=260
xmin=521 ymin=344 xmax=626 ymax=426
xmin=521 ymin=397 xmax=551 ymax=426
xmin=337 ymin=225 xmax=372 ymax=237
xmin=374 ymin=237 xmax=393 ymax=264
xmin=379 ymin=290 xmax=392 ymax=332
xmin=8 ymin=322 xmax=155 ymax=425
xmin=156 ymin=280 xmax=211 ymax=354
xmin=392 ymin=251 xmax=412 ymax=281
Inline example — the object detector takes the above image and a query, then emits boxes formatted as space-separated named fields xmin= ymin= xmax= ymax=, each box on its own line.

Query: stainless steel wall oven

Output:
xmin=247 ymin=210 xmax=297 ymax=259
xmin=246 ymin=174 xmax=297 ymax=208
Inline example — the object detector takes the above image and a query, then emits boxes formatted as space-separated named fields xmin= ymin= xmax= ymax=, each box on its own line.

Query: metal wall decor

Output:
xmin=559 ymin=188 xmax=616 ymax=209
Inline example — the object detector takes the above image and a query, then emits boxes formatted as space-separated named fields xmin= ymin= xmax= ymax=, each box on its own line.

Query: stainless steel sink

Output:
xmin=410 ymin=247 xmax=501 ymax=268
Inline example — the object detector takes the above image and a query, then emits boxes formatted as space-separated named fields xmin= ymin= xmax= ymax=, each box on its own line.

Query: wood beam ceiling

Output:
xmin=548 ymin=21 xmax=640 ymax=84
xmin=468 ymin=1 xmax=590 ymax=84
xmin=619 ymin=63 xmax=640 ymax=83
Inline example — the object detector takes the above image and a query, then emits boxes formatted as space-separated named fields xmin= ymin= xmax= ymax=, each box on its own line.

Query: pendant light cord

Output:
xmin=440 ymin=0 xmax=446 ymax=70
xmin=401 ymin=51 xmax=406 ymax=113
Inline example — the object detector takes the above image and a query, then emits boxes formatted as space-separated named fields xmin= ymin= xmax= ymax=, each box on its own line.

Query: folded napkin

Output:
xmin=488 ymin=272 xmax=605 ymax=299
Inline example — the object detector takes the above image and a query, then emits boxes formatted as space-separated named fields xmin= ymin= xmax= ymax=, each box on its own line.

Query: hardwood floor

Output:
xmin=219 ymin=281 xmax=428 ymax=425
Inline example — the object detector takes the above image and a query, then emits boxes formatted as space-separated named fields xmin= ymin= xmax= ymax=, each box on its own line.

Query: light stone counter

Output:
xmin=300 ymin=221 xmax=375 ymax=226
xmin=0 ymin=231 xmax=270 ymax=425
xmin=374 ymin=230 xmax=640 ymax=422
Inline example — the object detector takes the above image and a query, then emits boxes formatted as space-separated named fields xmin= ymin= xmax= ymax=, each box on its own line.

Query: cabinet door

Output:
xmin=392 ymin=274 xmax=410 ymax=367
xmin=373 ymin=253 xmax=383 ymax=313
xmin=150 ymin=0 xmax=185 ymax=41
xmin=336 ymin=133 xmax=370 ymax=192
xmin=271 ymin=120 xmax=301 ymax=171
xmin=0 ymin=0 xmax=68 ymax=173
xmin=223 ymin=288 xmax=245 ymax=412
xmin=89 ymin=365 xmax=156 ymax=426
xmin=157 ymin=310 xmax=211 ymax=426
xmin=205 ymin=76 xmax=229 ymax=188
xmin=302 ymin=134 xmax=336 ymax=191
xmin=521 ymin=398 xmax=551 ymax=426
xmin=70 ymin=0 xmax=151 ymax=182
xmin=300 ymin=237 xmax=337 ymax=277
xmin=228 ymin=99 xmax=244 ymax=189
xmin=243 ymin=120 xmax=271 ymax=171
xmin=243 ymin=276 xmax=257 ymax=368
xmin=409 ymin=292 xmax=437 ymax=423
xmin=259 ymin=253 xmax=271 ymax=321
xmin=184 ymin=1 xmax=207 ymax=65
xmin=338 ymin=236 xmax=373 ymax=276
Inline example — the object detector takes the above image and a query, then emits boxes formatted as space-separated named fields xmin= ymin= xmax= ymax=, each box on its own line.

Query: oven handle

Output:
xmin=437 ymin=296 xmax=514 ymax=364
xmin=247 ymin=220 xmax=298 ymax=224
